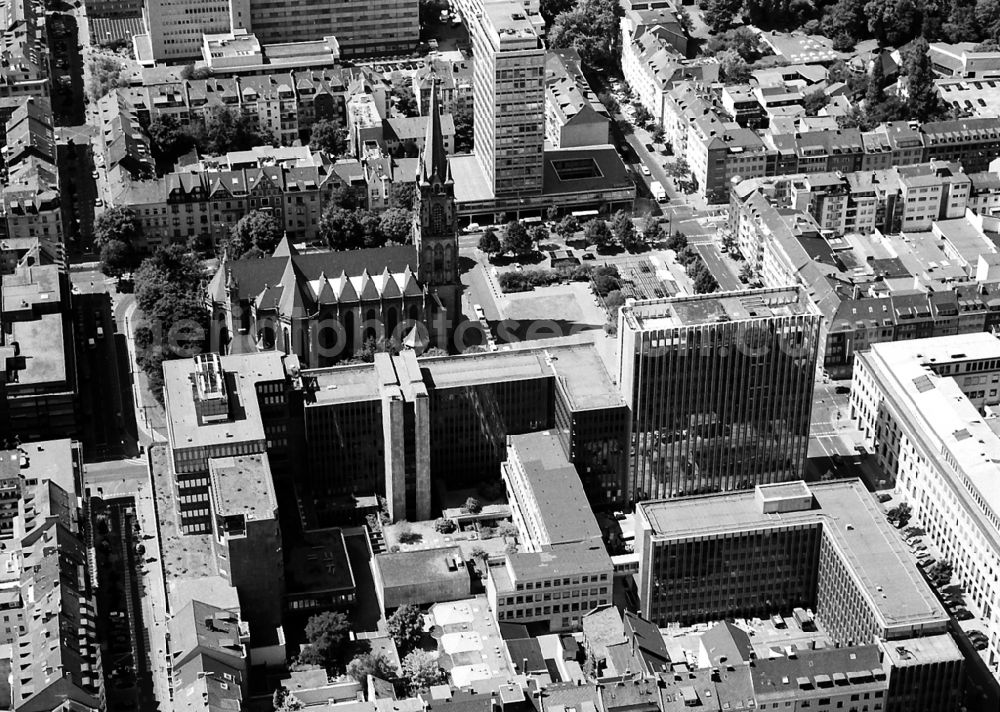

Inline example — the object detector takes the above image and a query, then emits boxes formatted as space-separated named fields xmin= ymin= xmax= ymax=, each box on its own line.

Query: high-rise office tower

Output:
xmin=143 ymin=0 xmax=249 ymax=61
xmin=618 ymin=287 xmax=820 ymax=501
xmin=470 ymin=1 xmax=545 ymax=200
xmin=247 ymin=0 xmax=418 ymax=55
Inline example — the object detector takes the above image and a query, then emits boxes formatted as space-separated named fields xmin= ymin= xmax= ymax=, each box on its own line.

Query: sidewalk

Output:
xmin=122 ymin=300 xmax=167 ymax=444
xmin=132 ymin=461 xmax=173 ymax=710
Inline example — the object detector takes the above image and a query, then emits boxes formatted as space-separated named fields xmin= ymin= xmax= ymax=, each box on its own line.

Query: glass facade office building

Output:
xmin=618 ymin=287 xmax=821 ymax=501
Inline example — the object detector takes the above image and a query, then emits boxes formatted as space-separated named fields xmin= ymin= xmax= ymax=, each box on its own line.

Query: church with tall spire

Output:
xmin=206 ymin=81 xmax=462 ymax=366
xmin=412 ymin=79 xmax=462 ymax=337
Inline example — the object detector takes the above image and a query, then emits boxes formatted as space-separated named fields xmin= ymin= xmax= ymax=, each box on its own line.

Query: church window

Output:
xmin=431 ymin=204 xmax=445 ymax=233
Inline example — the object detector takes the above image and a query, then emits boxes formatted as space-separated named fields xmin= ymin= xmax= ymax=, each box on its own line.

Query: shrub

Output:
xmin=434 ymin=518 xmax=456 ymax=534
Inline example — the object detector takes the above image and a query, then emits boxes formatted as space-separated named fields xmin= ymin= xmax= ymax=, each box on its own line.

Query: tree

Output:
xmin=739 ymin=262 xmax=757 ymax=284
xmin=666 ymin=157 xmax=691 ymax=181
xmin=380 ymin=208 xmax=413 ymax=244
xmin=590 ymin=265 xmax=619 ymax=296
xmin=887 ymin=502 xmax=912 ymax=527
xmin=866 ymin=0 xmax=919 ymax=46
xmin=692 ymin=264 xmax=719 ymax=294
xmin=434 ymin=517 xmax=457 ymax=533
xmin=611 ymin=210 xmax=635 ymax=244
xmin=226 ymin=209 xmax=284 ymax=259
xmin=454 ymin=104 xmax=474 ymax=153
xmin=704 ymin=0 xmax=743 ymax=33
xmin=86 ymin=54 xmax=128 ymax=101
xmin=180 ymin=64 xmax=214 ymax=80
xmin=463 ymin=497 xmax=482 ymax=514
xmin=387 ymin=603 xmax=424 ymax=654
xmin=802 ymin=91 xmax=828 ymax=116
xmin=347 ymin=651 xmax=398 ymax=683
xmin=501 ymin=221 xmax=532 ymax=256
xmin=540 ymin=0 xmax=576 ymax=20
xmin=584 ymin=219 xmax=613 ymax=249
xmin=555 ymin=214 xmax=580 ymax=238
xmin=202 ymin=107 xmax=274 ymax=156
xmin=495 ymin=520 xmax=519 ymax=539
xmin=665 ymin=230 xmax=687 ymax=251
xmin=633 ymin=103 xmax=652 ymax=127
xmin=718 ymin=49 xmax=750 ymax=84
xmin=99 ymin=238 xmax=138 ymax=278
xmin=822 ymin=0 xmax=867 ymax=44
xmin=273 ymin=686 xmax=303 ymax=712
xmin=147 ymin=115 xmax=199 ymax=168
xmin=94 ymin=206 xmax=142 ymax=251
xmin=390 ymin=182 xmax=417 ymax=210
xmin=134 ymin=245 xmax=204 ymax=318
xmin=297 ymin=611 xmax=350 ymax=670
xmin=529 ymin=224 xmax=549 ymax=246
xmin=705 ymin=27 xmax=761 ymax=61
xmin=478 ymin=228 xmax=501 ymax=258
xmin=330 ymin=184 xmax=367 ymax=211
xmin=309 ymin=119 xmax=349 ymax=157
xmin=395 ymin=83 xmax=419 ymax=117
xmin=642 ymin=216 xmax=663 ymax=244
xmin=548 ymin=0 xmax=622 ymax=67
xmin=320 ymin=207 xmax=384 ymax=250
xmin=905 ymin=37 xmax=947 ymax=122
xmin=866 ymin=55 xmax=887 ymax=109
xmin=650 ymin=125 xmax=666 ymax=145
xmin=402 ymin=650 xmax=448 ymax=693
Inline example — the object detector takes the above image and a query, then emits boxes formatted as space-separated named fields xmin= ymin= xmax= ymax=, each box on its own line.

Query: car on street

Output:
xmin=640 ymin=165 xmax=650 ymax=176
xmin=91 ymin=169 xmax=100 ymax=179
xmin=94 ymin=197 xmax=103 ymax=206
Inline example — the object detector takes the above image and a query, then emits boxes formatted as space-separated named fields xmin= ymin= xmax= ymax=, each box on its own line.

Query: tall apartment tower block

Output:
xmin=618 ymin=287 xmax=821 ymax=501
xmin=471 ymin=2 xmax=545 ymax=200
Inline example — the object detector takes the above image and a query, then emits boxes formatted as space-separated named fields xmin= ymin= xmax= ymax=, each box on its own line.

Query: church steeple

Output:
xmin=419 ymin=80 xmax=450 ymax=185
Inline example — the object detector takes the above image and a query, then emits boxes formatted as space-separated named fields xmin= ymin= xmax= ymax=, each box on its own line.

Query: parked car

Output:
xmin=640 ymin=165 xmax=651 ymax=176
xmin=877 ymin=493 xmax=892 ymax=503
xmin=954 ymin=608 xmax=973 ymax=620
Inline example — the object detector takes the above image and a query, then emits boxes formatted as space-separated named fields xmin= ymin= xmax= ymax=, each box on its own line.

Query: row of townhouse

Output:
xmin=730 ymin=166 xmax=1000 ymax=375
xmin=619 ymin=4 xmax=715 ymax=127
xmin=735 ymin=160 xmax=975 ymax=239
xmin=0 ymin=0 xmax=50 ymax=102
xmin=665 ymin=81 xmax=1000 ymax=201
xmin=0 ymin=97 xmax=62 ymax=260
xmin=111 ymin=146 xmax=423 ymax=251
xmin=122 ymin=66 xmax=386 ymax=146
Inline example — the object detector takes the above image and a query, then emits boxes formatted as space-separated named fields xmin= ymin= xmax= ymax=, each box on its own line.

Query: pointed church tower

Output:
xmin=412 ymin=80 xmax=461 ymax=339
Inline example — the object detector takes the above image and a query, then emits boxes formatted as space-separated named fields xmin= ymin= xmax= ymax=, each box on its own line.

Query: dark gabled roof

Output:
xmin=225 ymin=246 xmax=418 ymax=303
xmin=624 ymin=611 xmax=670 ymax=672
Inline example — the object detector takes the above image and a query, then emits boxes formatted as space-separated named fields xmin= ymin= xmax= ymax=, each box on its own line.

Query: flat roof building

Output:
xmin=502 ymin=431 xmax=602 ymax=551
xmin=636 ymin=480 xmax=949 ymax=645
xmin=618 ymin=287 xmax=821 ymax=501
xmin=471 ymin=1 xmax=545 ymax=201
xmin=491 ymin=430 xmax=613 ymax=632
xmin=372 ymin=546 xmax=470 ymax=612
xmin=852 ymin=333 xmax=1000 ymax=661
